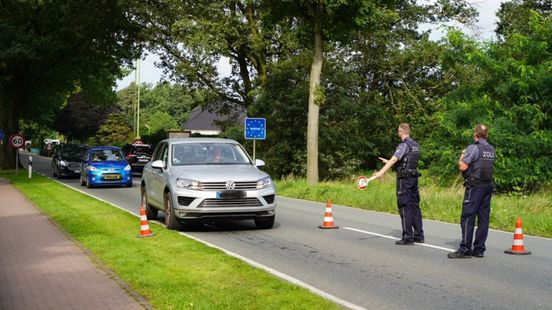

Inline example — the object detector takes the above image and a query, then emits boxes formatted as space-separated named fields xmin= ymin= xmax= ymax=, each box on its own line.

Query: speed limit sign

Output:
xmin=9 ymin=133 xmax=25 ymax=150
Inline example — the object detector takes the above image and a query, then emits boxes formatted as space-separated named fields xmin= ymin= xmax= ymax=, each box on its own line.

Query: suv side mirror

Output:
xmin=151 ymin=160 xmax=164 ymax=170
xmin=254 ymin=159 xmax=265 ymax=167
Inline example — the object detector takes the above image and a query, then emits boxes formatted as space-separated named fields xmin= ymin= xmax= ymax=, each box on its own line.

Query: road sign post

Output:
xmin=244 ymin=118 xmax=266 ymax=161
xmin=9 ymin=133 xmax=25 ymax=174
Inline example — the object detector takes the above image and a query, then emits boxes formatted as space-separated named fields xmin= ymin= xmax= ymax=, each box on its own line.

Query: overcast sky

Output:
xmin=116 ymin=0 xmax=507 ymax=91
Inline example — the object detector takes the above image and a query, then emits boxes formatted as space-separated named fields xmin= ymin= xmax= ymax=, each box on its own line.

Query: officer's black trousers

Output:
xmin=459 ymin=184 xmax=493 ymax=254
xmin=396 ymin=177 xmax=424 ymax=241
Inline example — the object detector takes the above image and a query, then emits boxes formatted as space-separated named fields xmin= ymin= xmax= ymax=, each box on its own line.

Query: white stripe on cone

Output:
xmin=513 ymin=239 xmax=524 ymax=246
xmin=515 ymin=228 xmax=523 ymax=234
xmin=324 ymin=217 xmax=334 ymax=222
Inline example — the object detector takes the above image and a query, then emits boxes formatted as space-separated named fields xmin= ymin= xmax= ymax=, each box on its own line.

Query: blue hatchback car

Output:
xmin=80 ymin=146 xmax=132 ymax=188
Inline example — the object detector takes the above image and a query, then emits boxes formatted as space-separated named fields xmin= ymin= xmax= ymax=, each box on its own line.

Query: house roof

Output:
xmin=182 ymin=104 xmax=247 ymax=131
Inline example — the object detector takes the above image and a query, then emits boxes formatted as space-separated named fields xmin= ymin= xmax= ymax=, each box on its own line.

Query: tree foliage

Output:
xmin=92 ymin=113 xmax=134 ymax=147
xmin=0 ymin=0 xmax=141 ymax=168
xmin=252 ymin=0 xmax=476 ymax=180
xmin=54 ymin=92 xmax=114 ymax=142
xmin=426 ymin=10 xmax=552 ymax=191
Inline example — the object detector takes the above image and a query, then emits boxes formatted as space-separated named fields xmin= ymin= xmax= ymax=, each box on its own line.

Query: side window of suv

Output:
xmin=161 ymin=145 xmax=169 ymax=166
xmin=152 ymin=142 xmax=166 ymax=161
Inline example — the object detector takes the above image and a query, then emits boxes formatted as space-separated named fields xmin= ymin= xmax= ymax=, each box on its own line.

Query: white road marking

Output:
xmin=182 ymin=232 xmax=367 ymax=310
xmin=33 ymin=169 xmax=365 ymax=310
xmin=343 ymin=227 xmax=456 ymax=252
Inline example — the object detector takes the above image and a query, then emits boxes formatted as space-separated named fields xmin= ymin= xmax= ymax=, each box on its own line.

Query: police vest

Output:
xmin=395 ymin=138 xmax=420 ymax=174
xmin=462 ymin=141 xmax=495 ymax=181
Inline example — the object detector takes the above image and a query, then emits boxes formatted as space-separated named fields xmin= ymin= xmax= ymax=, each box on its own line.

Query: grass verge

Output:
xmin=275 ymin=174 xmax=552 ymax=238
xmin=0 ymin=171 xmax=339 ymax=310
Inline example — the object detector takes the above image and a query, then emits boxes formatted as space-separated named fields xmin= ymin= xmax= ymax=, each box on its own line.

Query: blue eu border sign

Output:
xmin=244 ymin=118 xmax=266 ymax=140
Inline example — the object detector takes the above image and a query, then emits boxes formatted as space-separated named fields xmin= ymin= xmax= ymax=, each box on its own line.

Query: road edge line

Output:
xmin=181 ymin=232 xmax=366 ymax=310
xmin=34 ymin=170 xmax=364 ymax=309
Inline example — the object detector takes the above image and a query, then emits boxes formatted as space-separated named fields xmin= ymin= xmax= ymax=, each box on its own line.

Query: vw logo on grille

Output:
xmin=225 ymin=180 xmax=235 ymax=190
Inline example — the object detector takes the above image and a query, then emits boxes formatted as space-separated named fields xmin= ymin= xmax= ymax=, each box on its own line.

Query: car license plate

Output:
xmin=217 ymin=191 xmax=245 ymax=199
xmin=104 ymin=175 xmax=120 ymax=180
xmin=74 ymin=170 xmax=80 ymax=174
xmin=139 ymin=159 xmax=149 ymax=162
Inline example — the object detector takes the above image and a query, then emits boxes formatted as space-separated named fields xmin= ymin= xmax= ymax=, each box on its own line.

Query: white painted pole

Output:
xmin=28 ymin=156 xmax=32 ymax=178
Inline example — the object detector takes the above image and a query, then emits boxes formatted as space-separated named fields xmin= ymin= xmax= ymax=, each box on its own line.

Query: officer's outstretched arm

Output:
xmin=374 ymin=156 xmax=398 ymax=178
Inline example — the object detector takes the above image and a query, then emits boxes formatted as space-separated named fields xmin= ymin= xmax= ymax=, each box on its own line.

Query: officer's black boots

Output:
xmin=395 ymin=239 xmax=414 ymax=245
xmin=447 ymin=250 xmax=472 ymax=259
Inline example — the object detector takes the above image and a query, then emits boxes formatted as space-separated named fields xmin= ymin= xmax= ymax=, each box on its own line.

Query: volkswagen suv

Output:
xmin=141 ymin=138 xmax=276 ymax=230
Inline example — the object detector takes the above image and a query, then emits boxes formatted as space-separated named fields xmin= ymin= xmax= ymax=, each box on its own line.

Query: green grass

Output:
xmin=0 ymin=171 xmax=339 ymax=310
xmin=275 ymin=173 xmax=552 ymax=238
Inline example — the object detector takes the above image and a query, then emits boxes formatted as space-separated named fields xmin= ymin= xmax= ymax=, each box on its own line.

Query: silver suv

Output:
xmin=141 ymin=138 xmax=276 ymax=230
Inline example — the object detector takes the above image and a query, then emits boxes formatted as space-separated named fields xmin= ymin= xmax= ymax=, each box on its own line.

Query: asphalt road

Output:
xmin=21 ymin=152 xmax=552 ymax=309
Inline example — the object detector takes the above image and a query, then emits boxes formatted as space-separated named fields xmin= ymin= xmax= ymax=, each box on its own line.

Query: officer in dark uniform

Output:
xmin=448 ymin=124 xmax=496 ymax=259
xmin=374 ymin=123 xmax=424 ymax=245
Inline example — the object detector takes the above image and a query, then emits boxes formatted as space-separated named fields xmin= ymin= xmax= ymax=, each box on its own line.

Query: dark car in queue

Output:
xmin=51 ymin=144 xmax=89 ymax=178
xmin=80 ymin=146 xmax=132 ymax=188
xmin=122 ymin=143 xmax=153 ymax=173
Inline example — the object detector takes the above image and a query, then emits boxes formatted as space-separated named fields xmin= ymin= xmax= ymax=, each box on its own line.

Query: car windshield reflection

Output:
xmin=91 ymin=149 xmax=125 ymax=162
xmin=172 ymin=143 xmax=251 ymax=166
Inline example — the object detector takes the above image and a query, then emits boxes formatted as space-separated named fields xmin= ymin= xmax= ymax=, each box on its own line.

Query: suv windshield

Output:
xmin=172 ymin=143 xmax=251 ymax=166
xmin=91 ymin=149 xmax=125 ymax=162
xmin=60 ymin=145 xmax=87 ymax=161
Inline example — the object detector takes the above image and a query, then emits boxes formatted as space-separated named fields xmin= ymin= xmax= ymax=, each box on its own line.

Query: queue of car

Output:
xmin=50 ymin=138 xmax=276 ymax=230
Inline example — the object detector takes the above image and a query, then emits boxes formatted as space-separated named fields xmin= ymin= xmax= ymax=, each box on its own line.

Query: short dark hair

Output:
xmin=399 ymin=123 xmax=411 ymax=134
xmin=474 ymin=124 xmax=488 ymax=139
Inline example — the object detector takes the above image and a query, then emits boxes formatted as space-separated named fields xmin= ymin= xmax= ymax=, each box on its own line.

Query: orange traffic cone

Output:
xmin=319 ymin=199 xmax=338 ymax=229
xmin=137 ymin=206 xmax=155 ymax=238
xmin=504 ymin=217 xmax=531 ymax=255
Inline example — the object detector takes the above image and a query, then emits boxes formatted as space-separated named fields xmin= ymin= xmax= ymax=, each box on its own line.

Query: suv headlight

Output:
xmin=124 ymin=164 xmax=131 ymax=171
xmin=176 ymin=178 xmax=202 ymax=190
xmin=257 ymin=176 xmax=272 ymax=189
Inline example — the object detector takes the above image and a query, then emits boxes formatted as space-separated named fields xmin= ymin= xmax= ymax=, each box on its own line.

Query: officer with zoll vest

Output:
xmin=448 ymin=124 xmax=496 ymax=259
xmin=374 ymin=123 xmax=424 ymax=245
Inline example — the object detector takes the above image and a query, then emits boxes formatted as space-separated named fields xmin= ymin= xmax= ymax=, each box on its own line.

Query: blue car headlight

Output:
xmin=176 ymin=178 xmax=202 ymax=190
xmin=87 ymin=165 xmax=98 ymax=171
xmin=124 ymin=164 xmax=131 ymax=171
xmin=257 ymin=176 xmax=272 ymax=189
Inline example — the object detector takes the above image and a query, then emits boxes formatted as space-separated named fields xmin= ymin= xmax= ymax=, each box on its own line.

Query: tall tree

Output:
xmin=54 ymin=92 xmax=114 ymax=142
xmin=264 ymin=0 xmax=477 ymax=184
xmin=0 ymin=0 xmax=141 ymax=168
xmin=135 ymin=1 xmax=273 ymax=109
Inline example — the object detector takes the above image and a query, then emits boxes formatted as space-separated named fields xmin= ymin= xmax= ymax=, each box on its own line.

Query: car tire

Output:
xmin=86 ymin=177 xmax=92 ymax=189
xmin=164 ymin=192 xmax=182 ymax=231
xmin=255 ymin=214 xmax=275 ymax=229
xmin=53 ymin=165 xmax=58 ymax=178
xmin=141 ymin=186 xmax=158 ymax=220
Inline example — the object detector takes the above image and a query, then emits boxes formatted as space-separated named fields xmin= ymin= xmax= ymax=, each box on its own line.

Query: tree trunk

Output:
xmin=306 ymin=21 xmax=323 ymax=185
xmin=0 ymin=86 xmax=20 ymax=170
